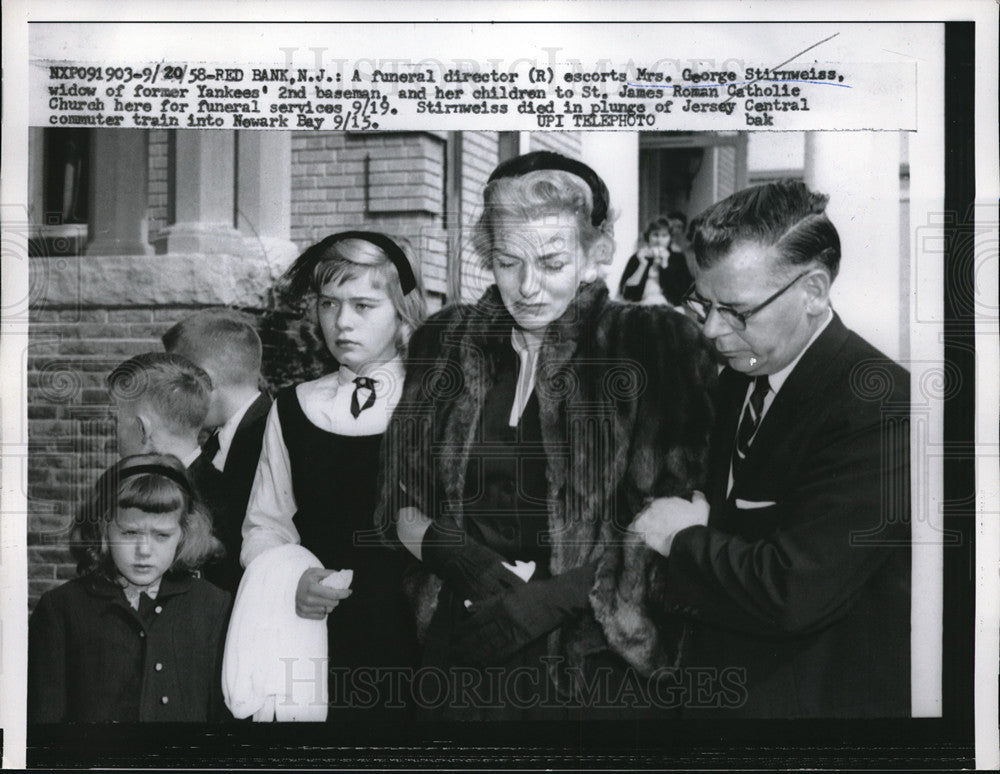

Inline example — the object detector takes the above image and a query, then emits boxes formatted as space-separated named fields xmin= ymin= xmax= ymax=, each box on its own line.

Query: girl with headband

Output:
xmin=240 ymin=231 xmax=426 ymax=716
xmin=28 ymin=454 xmax=232 ymax=722
xmin=382 ymin=151 xmax=717 ymax=718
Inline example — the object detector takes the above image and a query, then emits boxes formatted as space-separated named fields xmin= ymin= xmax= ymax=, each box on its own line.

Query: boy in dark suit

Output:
xmin=163 ymin=310 xmax=271 ymax=593
xmin=633 ymin=180 xmax=910 ymax=718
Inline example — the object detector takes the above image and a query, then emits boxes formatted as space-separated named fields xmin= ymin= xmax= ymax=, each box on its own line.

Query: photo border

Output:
xmin=2 ymin=5 xmax=995 ymax=770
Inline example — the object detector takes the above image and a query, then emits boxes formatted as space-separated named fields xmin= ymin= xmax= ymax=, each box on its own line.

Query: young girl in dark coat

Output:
xmin=28 ymin=454 xmax=232 ymax=723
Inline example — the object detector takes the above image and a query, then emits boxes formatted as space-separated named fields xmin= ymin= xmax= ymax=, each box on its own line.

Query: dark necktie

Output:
xmin=137 ymin=591 xmax=158 ymax=623
xmin=732 ymin=376 xmax=770 ymax=480
xmin=200 ymin=429 xmax=221 ymax=461
xmin=350 ymin=376 xmax=376 ymax=419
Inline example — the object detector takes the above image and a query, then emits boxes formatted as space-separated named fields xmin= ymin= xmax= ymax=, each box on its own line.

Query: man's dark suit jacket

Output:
xmin=659 ymin=313 xmax=911 ymax=718
xmin=196 ymin=392 xmax=272 ymax=594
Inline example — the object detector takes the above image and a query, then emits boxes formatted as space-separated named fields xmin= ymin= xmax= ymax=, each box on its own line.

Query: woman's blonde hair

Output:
xmin=472 ymin=168 xmax=615 ymax=270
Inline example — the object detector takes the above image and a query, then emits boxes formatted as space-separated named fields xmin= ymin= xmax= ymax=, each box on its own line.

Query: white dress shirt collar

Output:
xmin=213 ymin=391 xmax=265 ymax=472
xmin=727 ymin=308 xmax=834 ymax=496
xmin=767 ymin=307 xmax=834 ymax=397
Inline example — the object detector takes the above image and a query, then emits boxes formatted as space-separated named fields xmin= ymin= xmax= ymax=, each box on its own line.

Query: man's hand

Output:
xmin=295 ymin=568 xmax=353 ymax=619
xmin=630 ymin=492 xmax=709 ymax=557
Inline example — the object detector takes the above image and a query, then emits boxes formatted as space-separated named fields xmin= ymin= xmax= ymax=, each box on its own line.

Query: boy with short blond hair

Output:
xmin=162 ymin=310 xmax=271 ymax=592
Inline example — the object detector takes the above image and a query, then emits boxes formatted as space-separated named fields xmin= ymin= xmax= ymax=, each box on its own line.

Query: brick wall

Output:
xmin=25 ymin=297 xmax=326 ymax=609
xmin=716 ymin=143 xmax=737 ymax=200
xmin=290 ymin=131 xmax=448 ymax=301
xmin=457 ymin=131 xmax=499 ymax=301
xmin=529 ymin=131 xmax=582 ymax=159
xmin=141 ymin=129 xmax=517 ymax=302
xmin=147 ymin=129 xmax=170 ymax=244
xmin=27 ymin=305 xmax=199 ymax=603
xmin=24 ymin=129 xmax=560 ymax=609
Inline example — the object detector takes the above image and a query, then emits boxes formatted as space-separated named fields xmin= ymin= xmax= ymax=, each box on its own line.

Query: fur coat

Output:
xmin=377 ymin=280 xmax=716 ymax=682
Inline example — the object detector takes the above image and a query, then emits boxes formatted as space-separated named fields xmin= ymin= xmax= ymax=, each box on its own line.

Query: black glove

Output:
xmin=450 ymin=561 xmax=597 ymax=667
xmin=420 ymin=516 xmax=525 ymax=603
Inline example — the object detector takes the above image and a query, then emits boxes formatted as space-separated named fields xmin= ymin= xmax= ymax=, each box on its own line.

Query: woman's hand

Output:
xmin=630 ymin=492 xmax=710 ymax=557
xmin=451 ymin=562 xmax=597 ymax=666
xmin=639 ymin=244 xmax=671 ymax=267
xmin=295 ymin=568 xmax=353 ymax=619
xmin=419 ymin=515 xmax=527 ymax=603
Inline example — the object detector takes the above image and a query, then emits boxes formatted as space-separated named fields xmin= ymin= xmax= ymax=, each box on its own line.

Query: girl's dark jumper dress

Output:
xmin=275 ymin=385 xmax=418 ymax=712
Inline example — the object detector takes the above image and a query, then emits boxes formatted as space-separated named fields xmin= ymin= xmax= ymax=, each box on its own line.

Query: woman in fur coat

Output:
xmin=381 ymin=151 xmax=716 ymax=719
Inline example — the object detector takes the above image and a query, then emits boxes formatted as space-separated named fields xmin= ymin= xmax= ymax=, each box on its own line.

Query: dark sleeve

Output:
xmin=659 ymin=398 xmax=909 ymax=637
xmin=589 ymin=305 xmax=717 ymax=673
xmin=375 ymin=306 xmax=460 ymax=538
xmin=618 ymin=253 xmax=644 ymax=300
xmin=206 ymin=588 xmax=234 ymax=722
xmin=28 ymin=592 xmax=68 ymax=723
xmin=616 ymin=305 xmax=717 ymax=510
xmin=231 ymin=408 xmax=270 ymax=517
xmin=661 ymin=250 xmax=694 ymax=305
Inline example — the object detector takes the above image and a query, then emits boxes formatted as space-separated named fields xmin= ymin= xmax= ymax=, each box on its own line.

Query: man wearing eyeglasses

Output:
xmin=631 ymin=179 xmax=910 ymax=718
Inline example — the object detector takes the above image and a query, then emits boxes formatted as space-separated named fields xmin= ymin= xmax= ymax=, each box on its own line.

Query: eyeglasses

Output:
xmin=682 ymin=270 xmax=811 ymax=331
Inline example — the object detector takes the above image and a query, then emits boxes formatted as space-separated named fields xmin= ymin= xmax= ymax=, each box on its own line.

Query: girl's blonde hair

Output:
xmin=283 ymin=233 xmax=428 ymax=357
xmin=71 ymin=454 xmax=222 ymax=579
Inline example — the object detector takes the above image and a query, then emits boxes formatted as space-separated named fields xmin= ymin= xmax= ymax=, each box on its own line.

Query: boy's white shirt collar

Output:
xmin=212 ymin=391 xmax=264 ymax=472
xmin=179 ymin=446 xmax=203 ymax=468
